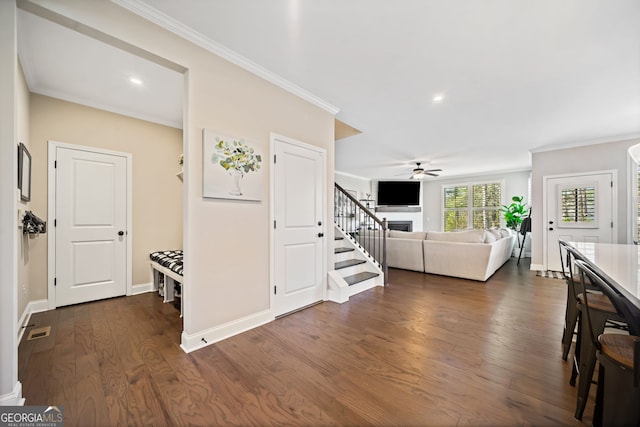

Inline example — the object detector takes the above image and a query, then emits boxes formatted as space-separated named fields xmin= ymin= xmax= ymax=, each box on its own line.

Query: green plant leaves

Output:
xmin=212 ymin=138 xmax=262 ymax=175
xmin=501 ymin=195 xmax=527 ymax=230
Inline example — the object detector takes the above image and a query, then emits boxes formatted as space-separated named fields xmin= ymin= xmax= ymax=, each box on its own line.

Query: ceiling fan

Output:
xmin=409 ymin=162 xmax=442 ymax=179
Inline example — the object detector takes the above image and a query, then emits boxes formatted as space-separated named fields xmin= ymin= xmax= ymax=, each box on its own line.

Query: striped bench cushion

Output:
xmin=150 ymin=250 xmax=183 ymax=276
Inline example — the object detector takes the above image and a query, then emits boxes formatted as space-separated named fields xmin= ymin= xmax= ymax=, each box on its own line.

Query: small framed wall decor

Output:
xmin=18 ymin=142 xmax=31 ymax=202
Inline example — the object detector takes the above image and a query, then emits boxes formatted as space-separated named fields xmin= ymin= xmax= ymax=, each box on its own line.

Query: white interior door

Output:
xmin=273 ymin=135 xmax=325 ymax=317
xmin=546 ymin=172 xmax=614 ymax=271
xmin=54 ymin=146 xmax=128 ymax=307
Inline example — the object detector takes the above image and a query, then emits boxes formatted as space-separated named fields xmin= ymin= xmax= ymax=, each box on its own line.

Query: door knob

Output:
xmin=118 ymin=231 xmax=125 ymax=236
xmin=548 ymin=228 xmax=554 ymax=231
xmin=318 ymin=233 xmax=324 ymax=238
xmin=549 ymin=220 xmax=554 ymax=225
xmin=317 ymin=221 xmax=322 ymax=226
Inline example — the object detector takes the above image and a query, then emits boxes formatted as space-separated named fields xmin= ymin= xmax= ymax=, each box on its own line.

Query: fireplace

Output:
xmin=387 ymin=221 xmax=413 ymax=232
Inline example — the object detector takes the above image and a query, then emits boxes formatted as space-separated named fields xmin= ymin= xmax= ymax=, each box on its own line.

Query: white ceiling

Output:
xmin=17 ymin=10 xmax=183 ymax=129
xmin=17 ymin=1 xmax=640 ymax=180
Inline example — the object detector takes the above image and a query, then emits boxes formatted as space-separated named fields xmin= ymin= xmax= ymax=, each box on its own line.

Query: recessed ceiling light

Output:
xmin=129 ymin=77 xmax=143 ymax=86
xmin=432 ymin=93 xmax=445 ymax=103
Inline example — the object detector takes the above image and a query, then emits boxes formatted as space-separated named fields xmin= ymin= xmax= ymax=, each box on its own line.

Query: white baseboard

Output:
xmin=327 ymin=270 xmax=349 ymax=304
xmin=530 ymin=263 xmax=545 ymax=271
xmin=0 ymin=381 xmax=25 ymax=406
xmin=180 ymin=309 xmax=274 ymax=353
xmin=131 ymin=281 xmax=154 ymax=295
xmin=17 ymin=299 xmax=49 ymax=343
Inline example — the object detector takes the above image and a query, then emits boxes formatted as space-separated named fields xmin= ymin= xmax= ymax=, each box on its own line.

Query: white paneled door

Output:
xmin=546 ymin=172 xmax=614 ymax=271
xmin=54 ymin=146 xmax=128 ymax=307
xmin=273 ymin=135 xmax=325 ymax=317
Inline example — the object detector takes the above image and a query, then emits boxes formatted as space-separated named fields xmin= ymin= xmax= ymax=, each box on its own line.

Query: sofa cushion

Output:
xmin=488 ymin=228 xmax=503 ymax=240
xmin=484 ymin=230 xmax=497 ymax=243
xmin=388 ymin=230 xmax=427 ymax=240
xmin=426 ymin=229 xmax=486 ymax=243
xmin=498 ymin=228 xmax=512 ymax=238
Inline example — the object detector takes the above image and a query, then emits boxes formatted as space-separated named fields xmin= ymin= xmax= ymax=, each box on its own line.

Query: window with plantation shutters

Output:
xmin=559 ymin=184 xmax=597 ymax=227
xmin=443 ymin=182 xmax=502 ymax=231
xmin=443 ymin=185 xmax=468 ymax=231
xmin=472 ymin=183 xmax=502 ymax=229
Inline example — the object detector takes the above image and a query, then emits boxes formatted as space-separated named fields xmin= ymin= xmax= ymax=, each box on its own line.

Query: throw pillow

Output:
xmin=484 ymin=230 xmax=497 ymax=243
xmin=488 ymin=228 xmax=502 ymax=240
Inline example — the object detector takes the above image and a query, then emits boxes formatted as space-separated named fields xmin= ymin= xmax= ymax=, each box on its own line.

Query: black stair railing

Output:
xmin=334 ymin=183 xmax=388 ymax=285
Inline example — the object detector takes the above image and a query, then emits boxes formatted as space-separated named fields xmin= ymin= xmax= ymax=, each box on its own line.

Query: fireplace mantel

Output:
xmin=375 ymin=206 xmax=421 ymax=213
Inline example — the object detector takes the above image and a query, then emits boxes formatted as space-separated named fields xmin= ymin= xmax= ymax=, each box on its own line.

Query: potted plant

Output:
xmin=501 ymin=195 xmax=527 ymax=232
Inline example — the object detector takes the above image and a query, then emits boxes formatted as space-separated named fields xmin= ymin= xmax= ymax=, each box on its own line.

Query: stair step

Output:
xmin=334 ymin=247 xmax=354 ymax=254
xmin=344 ymin=271 xmax=379 ymax=286
xmin=335 ymin=259 xmax=366 ymax=270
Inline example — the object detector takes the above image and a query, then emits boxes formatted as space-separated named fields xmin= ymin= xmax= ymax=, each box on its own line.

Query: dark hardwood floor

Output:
xmin=19 ymin=259 xmax=591 ymax=426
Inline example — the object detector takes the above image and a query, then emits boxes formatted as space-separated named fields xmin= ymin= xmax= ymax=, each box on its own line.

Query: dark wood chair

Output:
xmin=573 ymin=259 xmax=640 ymax=422
xmin=594 ymin=334 xmax=640 ymax=427
xmin=559 ymin=239 xmax=580 ymax=361
xmin=559 ymin=240 xmax=600 ymax=362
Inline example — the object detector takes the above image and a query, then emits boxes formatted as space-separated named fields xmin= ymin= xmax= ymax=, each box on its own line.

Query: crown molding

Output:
xmin=334 ymin=170 xmax=372 ymax=182
xmin=112 ymin=0 xmax=340 ymax=116
xmin=530 ymin=133 xmax=640 ymax=154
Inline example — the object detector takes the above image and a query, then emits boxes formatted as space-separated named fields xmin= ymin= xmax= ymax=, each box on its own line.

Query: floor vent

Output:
xmin=26 ymin=326 xmax=51 ymax=341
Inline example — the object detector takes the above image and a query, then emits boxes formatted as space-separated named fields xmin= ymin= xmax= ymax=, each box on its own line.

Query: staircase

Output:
xmin=328 ymin=228 xmax=384 ymax=302
xmin=328 ymin=184 xmax=387 ymax=303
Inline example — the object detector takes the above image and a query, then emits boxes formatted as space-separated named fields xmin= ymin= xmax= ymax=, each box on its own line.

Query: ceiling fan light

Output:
xmin=404 ymin=162 xmax=441 ymax=179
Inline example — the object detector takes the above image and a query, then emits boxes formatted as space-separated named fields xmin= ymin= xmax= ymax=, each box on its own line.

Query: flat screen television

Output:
xmin=377 ymin=181 xmax=421 ymax=206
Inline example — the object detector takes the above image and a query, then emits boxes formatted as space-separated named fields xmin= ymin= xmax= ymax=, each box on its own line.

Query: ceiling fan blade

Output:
xmin=388 ymin=161 xmax=442 ymax=179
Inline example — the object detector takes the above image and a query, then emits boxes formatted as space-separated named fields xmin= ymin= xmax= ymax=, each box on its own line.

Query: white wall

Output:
xmin=17 ymin=61 xmax=30 ymax=323
xmin=0 ymin=0 xmax=22 ymax=405
xmin=530 ymin=138 xmax=640 ymax=268
xmin=422 ymin=171 xmax=531 ymax=231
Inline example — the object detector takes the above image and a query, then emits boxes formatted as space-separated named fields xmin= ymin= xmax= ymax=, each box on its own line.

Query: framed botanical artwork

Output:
xmin=202 ymin=129 xmax=264 ymax=201
xmin=18 ymin=143 xmax=31 ymax=202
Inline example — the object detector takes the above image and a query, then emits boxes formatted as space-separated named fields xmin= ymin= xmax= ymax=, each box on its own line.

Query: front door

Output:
xmin=546 ymin=172 xmax=614 ymax=271
xmin=272 ymin=135 xmax=325 ymax=317
xmin=54 ymin=145 xmax=128 ymax=307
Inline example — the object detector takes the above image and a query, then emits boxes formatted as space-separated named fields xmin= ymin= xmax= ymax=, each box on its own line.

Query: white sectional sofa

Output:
xmin=385 ymin=231 xmax=428 ymax=272
xmin=356 ymin=228 xmax=516 ymax=282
